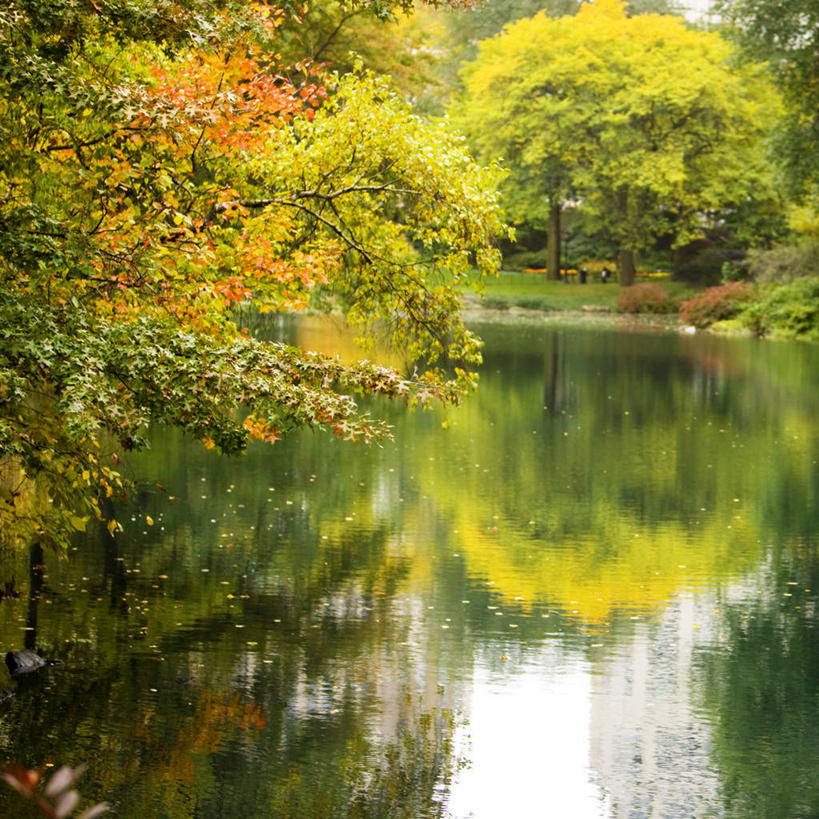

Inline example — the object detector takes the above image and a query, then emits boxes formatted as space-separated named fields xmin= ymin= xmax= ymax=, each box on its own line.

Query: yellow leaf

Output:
xmin=69 ymin=515 xmax=88 ymax=532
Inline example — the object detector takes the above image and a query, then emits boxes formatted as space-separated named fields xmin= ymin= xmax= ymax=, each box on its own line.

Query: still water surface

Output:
xmin=0 ymin=316 xmax=817 ymax=818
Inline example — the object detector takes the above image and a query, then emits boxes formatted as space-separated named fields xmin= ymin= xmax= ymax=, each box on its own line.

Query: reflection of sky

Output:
xmin=445 ymin=593 xmax=727 ymax=818
xmin=447 ymin=651 xmax=608 ymax=818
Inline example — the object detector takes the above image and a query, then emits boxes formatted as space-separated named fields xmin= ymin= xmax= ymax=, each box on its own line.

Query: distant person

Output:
xmin=579 ymin=267 xmax=587 ymax=284
xmin=601 ymin=266 xmax=611 ymax=283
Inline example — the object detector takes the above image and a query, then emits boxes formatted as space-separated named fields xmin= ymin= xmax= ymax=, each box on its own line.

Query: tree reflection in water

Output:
xmin=0 ymin=317 xmax=815 ymax=817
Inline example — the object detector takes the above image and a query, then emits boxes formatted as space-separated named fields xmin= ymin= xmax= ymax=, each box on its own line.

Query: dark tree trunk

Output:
xmin=547 ymin=201 xmax=561 ymax=281
xmin=618 ymin=249 xmax=636 ymax=286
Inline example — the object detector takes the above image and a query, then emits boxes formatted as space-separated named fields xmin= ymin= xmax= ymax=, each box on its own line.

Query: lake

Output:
xmin=0 ymin=315 xmax=817 ymax=818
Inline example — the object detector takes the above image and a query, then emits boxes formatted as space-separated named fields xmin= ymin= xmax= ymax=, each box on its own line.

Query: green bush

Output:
xmin=516 ymin=296 xmax=555 ymax=311
xmin=721 ymin=257 xmax=752 ymax=282
xmin=615 ymin=283 xmax=672 ymax=314
xmin=740 ymin=277 xmax=819 ymax=340
xmin=501 ymin=249 xmax=550 ymax=271
xmin=747 ymin=242 xmax=819 ymax=284
xmin=679 ymin=282 xmax=756 ymax=328
xmin=674 ymin=248 xmax=747 ymax=286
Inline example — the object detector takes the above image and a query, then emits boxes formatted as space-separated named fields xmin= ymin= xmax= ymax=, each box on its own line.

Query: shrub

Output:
xmin=747 ymin=242 xmax=819 ymax=284
xmin=721 ymin=257 xmax=752 ymax=282
xmin=517 ymin=296 xmax=554 ymax=311
xmin=740 ymin=276 xmax=819 ymax=340
xmin=679 ymin=282 xmax=756 ymax=328
xmin=674 ymin=248 xmax=747 ymax=286
xmin=501 ymin=249 xmax=550 ymax=271
xmin=482 ymin=296 xmax=511 ymax=310
xmin=615 ymin=283 xmax=671 ymax=314
xmin=578 ymin=258 xmax=617 ymax=275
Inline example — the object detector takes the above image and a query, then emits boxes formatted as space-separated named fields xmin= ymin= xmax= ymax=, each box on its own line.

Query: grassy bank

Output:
xmin=471 ymin=271 xmax=819 ymax=341
xmin=475 ymin=271 xmax=692 ymax=313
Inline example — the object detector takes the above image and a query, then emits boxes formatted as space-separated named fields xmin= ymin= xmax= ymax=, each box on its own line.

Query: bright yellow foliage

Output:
xmin=452 ymin=0 xmax=783 ymax=259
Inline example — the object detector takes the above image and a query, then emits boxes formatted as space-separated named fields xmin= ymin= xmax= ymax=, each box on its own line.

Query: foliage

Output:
xmin=442 ymin=0 xmax=579 ymax=70
xmin=0 ymin=0 xmax=507 ymax=549
xmin=274 ymin=1 xmax=450 ymax=112
xmin=501 ymin=250 xmax=551 ymax=271
xmin=673 ymin=248 xmax=748 ymax=286
xmin=717 ymin=0 xmax=819 ymax=198
xmin=450 ymin=0 xmax=783 ymax=284
xmin=615 ymin=283 xmax=672 ymax=314
xmin=563 ymin=230 xmax=617 ymax=270
xmin=440 ymin=0 xmax=683 ymax=88
xmin=2 ymin=764 xmax=106 ymax=818
xmin=739 ymin=277 xmax=819 ymax=341
xmin=747 ymin=241 xmax=819 ymax=284
xmin=679 ymin=282 xmax=756 ymax=328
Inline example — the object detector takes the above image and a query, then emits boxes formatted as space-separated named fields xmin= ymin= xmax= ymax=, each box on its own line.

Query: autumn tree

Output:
xmin=451 ymin=0 xmax=781 ymax=283
xmin=0 ymin=0 xmax=507 ymax=549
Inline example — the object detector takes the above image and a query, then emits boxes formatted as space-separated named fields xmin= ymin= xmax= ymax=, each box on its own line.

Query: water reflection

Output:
xmin=0 ymin=316 xmax=816 ymax=817
xmin=449 ymin=650 xmax=607 ymax=819
xmin=698 ymin=553 xmax=819 ymax=819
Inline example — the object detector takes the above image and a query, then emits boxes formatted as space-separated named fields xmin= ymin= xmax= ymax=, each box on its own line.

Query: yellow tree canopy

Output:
xmin=452 ymin=0 xmax=783 ymax=282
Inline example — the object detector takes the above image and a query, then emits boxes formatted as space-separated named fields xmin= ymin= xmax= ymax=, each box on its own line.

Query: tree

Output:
xmin=440 ymin=0 xmax=683 ymax=83
xmin=717 ymin=0 xmax=819 ymax=200
xmin=451 ymin=0 xmax=781 ymax=283
xmin=0 ymin=0 xmax=507 ymax=549
xmin=274 ymin=0 xmax=448 ymax=110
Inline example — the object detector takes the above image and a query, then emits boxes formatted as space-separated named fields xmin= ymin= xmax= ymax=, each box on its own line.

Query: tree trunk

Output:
xmin=618 ymin=249 xmax=636 ymax=286
xmin=547 ymin=200 xmax=561 ymax=281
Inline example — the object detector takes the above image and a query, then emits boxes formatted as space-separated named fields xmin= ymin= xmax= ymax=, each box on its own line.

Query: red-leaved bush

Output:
xmin=679 ymin=282 xmax=756 ymax=328
xmin=615 ymin=283 xmax=671 ymax=314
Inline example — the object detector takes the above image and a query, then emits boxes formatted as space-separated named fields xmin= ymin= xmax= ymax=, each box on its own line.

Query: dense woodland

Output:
xmin=1 ymin=0 xmax=818 ymax=551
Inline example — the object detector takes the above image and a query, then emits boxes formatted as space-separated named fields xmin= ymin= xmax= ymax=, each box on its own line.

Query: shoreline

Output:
xmin=461 ymin=296 xmax=684 ymax=334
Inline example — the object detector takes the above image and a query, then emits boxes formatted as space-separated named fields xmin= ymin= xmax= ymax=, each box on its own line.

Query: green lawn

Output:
xmin=474 ymin=271 xmax=694 ymax=312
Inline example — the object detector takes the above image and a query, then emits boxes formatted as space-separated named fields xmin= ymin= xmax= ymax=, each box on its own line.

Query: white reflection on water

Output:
xmin=445 ymin=592 xmax=734 ymax=818
xmin=588 ymin=594 xmax=721 ymax=818
xmin=446 ymin=654 xmax=609 ymax=818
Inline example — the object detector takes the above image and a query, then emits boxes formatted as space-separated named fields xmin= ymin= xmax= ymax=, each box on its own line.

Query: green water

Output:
xmin=0 ymin=317 xmax=817 ymax=818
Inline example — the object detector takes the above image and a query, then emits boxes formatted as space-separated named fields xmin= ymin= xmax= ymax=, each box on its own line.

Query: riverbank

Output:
xmin=461 ymin=297 xmax=682 ymax=334
xmin=468 ymin=271 xmax=819 ymax=341
xmin=462 ymin=271 xmax=688 ymax=331
xmin=473 ymin=271 xmax=692 ymax=312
